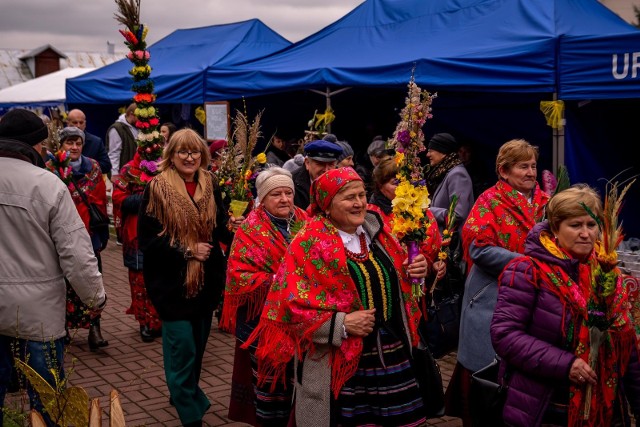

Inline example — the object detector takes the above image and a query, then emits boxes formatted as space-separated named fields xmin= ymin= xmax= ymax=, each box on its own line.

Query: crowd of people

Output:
xmin=1 ymin=107 xmax=639 ymax=427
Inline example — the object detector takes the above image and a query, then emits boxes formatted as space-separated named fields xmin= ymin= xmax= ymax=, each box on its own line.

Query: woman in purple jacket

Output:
xmin=491 ymin=185 xmax=640 ymax=426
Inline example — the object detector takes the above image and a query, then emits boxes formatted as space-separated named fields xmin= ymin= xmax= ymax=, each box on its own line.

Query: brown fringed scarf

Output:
xmin=146 ymin=168 xmax=217 ymax=297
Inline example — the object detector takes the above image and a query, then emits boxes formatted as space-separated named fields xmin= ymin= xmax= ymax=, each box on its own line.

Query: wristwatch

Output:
xmin=184 ymin=247 xmax=194 ymax=260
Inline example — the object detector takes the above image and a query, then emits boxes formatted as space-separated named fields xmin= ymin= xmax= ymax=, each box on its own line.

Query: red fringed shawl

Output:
xmin=47 ymin=158 xmax=107 ymax=235
xmin=221 ymin=205 xmax=308 ymax=333
xmin=522 ymin=238 xmax=637 ymax=427
xmin=112 ymin=154 xmax=146 ymax=250
xmin=367 ymin=204 xmax=442 ymax=265
xmin=245 ymin=214 xmax=422 ymax=398
xmin=462 ymin=180 xmax=548 ymax=267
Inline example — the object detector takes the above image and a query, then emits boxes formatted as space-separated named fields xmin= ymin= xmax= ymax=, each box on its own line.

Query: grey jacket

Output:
xmin=0 ymin=155 xmax=105 ymax=341
xmin=457 ymin=241 xmax=520 ymax=371
xmin=429 ymin=163 xmax=474 ymax=231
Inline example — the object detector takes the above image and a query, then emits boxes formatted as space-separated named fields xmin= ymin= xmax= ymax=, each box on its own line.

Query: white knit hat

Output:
xmin=256 ymin=167 xmax=294 ymax=202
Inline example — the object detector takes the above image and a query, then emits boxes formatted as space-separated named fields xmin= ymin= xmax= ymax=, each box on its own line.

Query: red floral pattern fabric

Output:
xmin=367 ymin=203 xmax=442 ymax=265
xmin=46 ymin=157 xmax=107 ymax=238
xmin=112 ymin=153 xmax=161 ymax=330
xmin=221 ymin=205 xmax=308 ymax=333
xmin=246 ymin=214 xmax=421 ymax=398
xmin=530 ymin=251 xmax=636 ymax=427
xmin=462 ymin=180 xmax=548 ymax=267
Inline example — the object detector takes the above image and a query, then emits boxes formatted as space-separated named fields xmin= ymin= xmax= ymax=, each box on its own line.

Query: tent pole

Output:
xmin=552 ymin=92 xmax=565 ymax=173
xmin=325 ymin=87 xmax=332 ymax=133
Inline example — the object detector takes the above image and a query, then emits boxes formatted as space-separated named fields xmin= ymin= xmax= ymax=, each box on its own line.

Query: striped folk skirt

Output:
xmin=336 ymin=328 xmax=427 ymax=427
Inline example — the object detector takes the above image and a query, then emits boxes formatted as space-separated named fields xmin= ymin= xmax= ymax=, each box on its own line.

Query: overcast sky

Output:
xmin=0 ymin=0 xmax=364 ymax=52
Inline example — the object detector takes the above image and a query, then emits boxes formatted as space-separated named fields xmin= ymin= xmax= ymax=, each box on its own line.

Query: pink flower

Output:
xmin=140 ymin=159 xmax=159 ymax=174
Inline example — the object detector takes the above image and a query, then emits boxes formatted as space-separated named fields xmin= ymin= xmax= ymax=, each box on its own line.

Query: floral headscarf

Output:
xmin=307 ymin=167 xmax=363 ymax=216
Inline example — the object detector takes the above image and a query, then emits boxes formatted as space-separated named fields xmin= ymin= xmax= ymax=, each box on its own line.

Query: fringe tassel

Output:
xmin=245 ymin=320 xmax=299 ymax=393
xmin=330 ymin=341 xmax=362 ymax=399
xmin=185 ymin=259 xmax=205 ymax=298
xmin=220 ymin=285 xmax=270 ymax=333
xmin=146 ymin=172 xmax=216 ymax=298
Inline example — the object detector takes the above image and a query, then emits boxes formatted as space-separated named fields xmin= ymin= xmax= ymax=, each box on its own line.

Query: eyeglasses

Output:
xmin=176 ymin=150 xmax=202 ymax=160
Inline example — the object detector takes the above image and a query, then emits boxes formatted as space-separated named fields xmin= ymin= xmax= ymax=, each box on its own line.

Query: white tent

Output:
xmin=0 ymin=67 xmax=95 ymax=107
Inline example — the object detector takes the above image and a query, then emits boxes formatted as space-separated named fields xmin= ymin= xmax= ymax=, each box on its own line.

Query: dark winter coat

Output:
xmin=292 ymin=165 xmax=311 ymax=209
xmin=138 ymin=180 xmax=232 ymax=321
xmin=82 ymin=131 xmax=112 ymax=175
xmin=491 ymin=221 xmax=640 ymax=427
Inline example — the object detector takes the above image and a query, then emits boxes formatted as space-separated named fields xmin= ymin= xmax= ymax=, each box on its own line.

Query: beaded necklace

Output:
xmin=344 ymin=232 xmax=368 ymax=262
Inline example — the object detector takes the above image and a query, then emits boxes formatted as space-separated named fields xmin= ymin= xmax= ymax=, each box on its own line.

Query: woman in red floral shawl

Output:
xmin=45 ymin=127 xmax=110 ymax=350
xmin=222 ymin=167 xmax=307 ymax=426
xmin=247 ymin=167 xmax=431 ymax=427
xmin=112 ymin=152 xmax=162 ymax=342
xmin=445 ymin=139 xmax=549 ymax=425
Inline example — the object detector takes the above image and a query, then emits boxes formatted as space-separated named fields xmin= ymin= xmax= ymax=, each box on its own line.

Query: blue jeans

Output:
xmin=0 ymin=335 xmax=65 ymax=427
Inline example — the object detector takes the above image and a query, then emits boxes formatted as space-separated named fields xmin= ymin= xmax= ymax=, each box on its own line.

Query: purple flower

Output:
xmin=396 ymin=130 xmax=411 ymax=147
xmin=140 ymin=159 xmax=158 ymax=173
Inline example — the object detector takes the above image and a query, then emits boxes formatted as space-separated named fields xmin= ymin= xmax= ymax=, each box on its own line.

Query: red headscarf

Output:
xmin=307 ymin=167 xmax=363 ymax=216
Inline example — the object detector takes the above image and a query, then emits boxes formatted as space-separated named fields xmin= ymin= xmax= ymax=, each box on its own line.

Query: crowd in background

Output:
xmin=1 ymin=107 xmax=639 ymax=427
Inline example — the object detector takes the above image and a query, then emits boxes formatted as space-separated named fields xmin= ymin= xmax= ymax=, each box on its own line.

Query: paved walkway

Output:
xmin=6 ymin=241 xmax=463 ymax=426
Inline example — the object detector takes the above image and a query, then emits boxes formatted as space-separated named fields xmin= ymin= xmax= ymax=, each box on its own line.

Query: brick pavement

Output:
xmin=6 ymin=241 xmax=463 ymax=426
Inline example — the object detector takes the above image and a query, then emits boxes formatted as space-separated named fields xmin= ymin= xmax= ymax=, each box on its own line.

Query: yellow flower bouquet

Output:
xmin=389 ymin=73 xmax=437 ymax=296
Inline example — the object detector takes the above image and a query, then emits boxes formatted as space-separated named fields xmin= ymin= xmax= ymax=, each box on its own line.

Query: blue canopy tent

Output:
xmin=204 ymin=0 xmax=640 ymax=236
xmin=204 ymin=0 xmax=640 ymax=100
xmin=66 ymin=19 xmax=290 ymax=104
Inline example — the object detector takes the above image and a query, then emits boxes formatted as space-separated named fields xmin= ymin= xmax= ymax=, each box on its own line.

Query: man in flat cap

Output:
xmin=292 ymin=139 xmax=343 ymax=209
xmin=0 ymin=109 xmax=106 ymax=424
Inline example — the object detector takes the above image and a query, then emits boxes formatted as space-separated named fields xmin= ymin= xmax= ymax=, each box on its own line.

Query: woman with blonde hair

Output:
xmin=138 ymin=128 xmax=234 ymax=427
xmin=492 ymin=184 xmax=640 ymax=426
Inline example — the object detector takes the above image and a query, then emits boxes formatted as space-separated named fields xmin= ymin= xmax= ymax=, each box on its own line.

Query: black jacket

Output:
xmin=292 ymin=165 xmax=311 ymax=209
xmin=138 ymin=176 xmax=232 ymax=320
xmin=82 ymin=132 xmax=112 ymax=175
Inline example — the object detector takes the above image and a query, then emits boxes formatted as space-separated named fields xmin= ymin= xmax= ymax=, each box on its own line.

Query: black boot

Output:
xmin=88 ymin=319 xmax=109 ymax=351
xmin=140 ymin=325 xmax=154 ymax=343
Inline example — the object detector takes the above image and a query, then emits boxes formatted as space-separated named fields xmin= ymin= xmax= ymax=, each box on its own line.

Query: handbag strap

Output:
xmin=69 ymin=173 xmax=92 ymax=210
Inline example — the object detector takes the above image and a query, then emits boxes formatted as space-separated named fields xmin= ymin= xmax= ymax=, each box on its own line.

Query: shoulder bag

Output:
xmin=412 ymin=330 xmax=446 ymax=418
xmin=470 ymin=356 xmax=508 ymax=425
